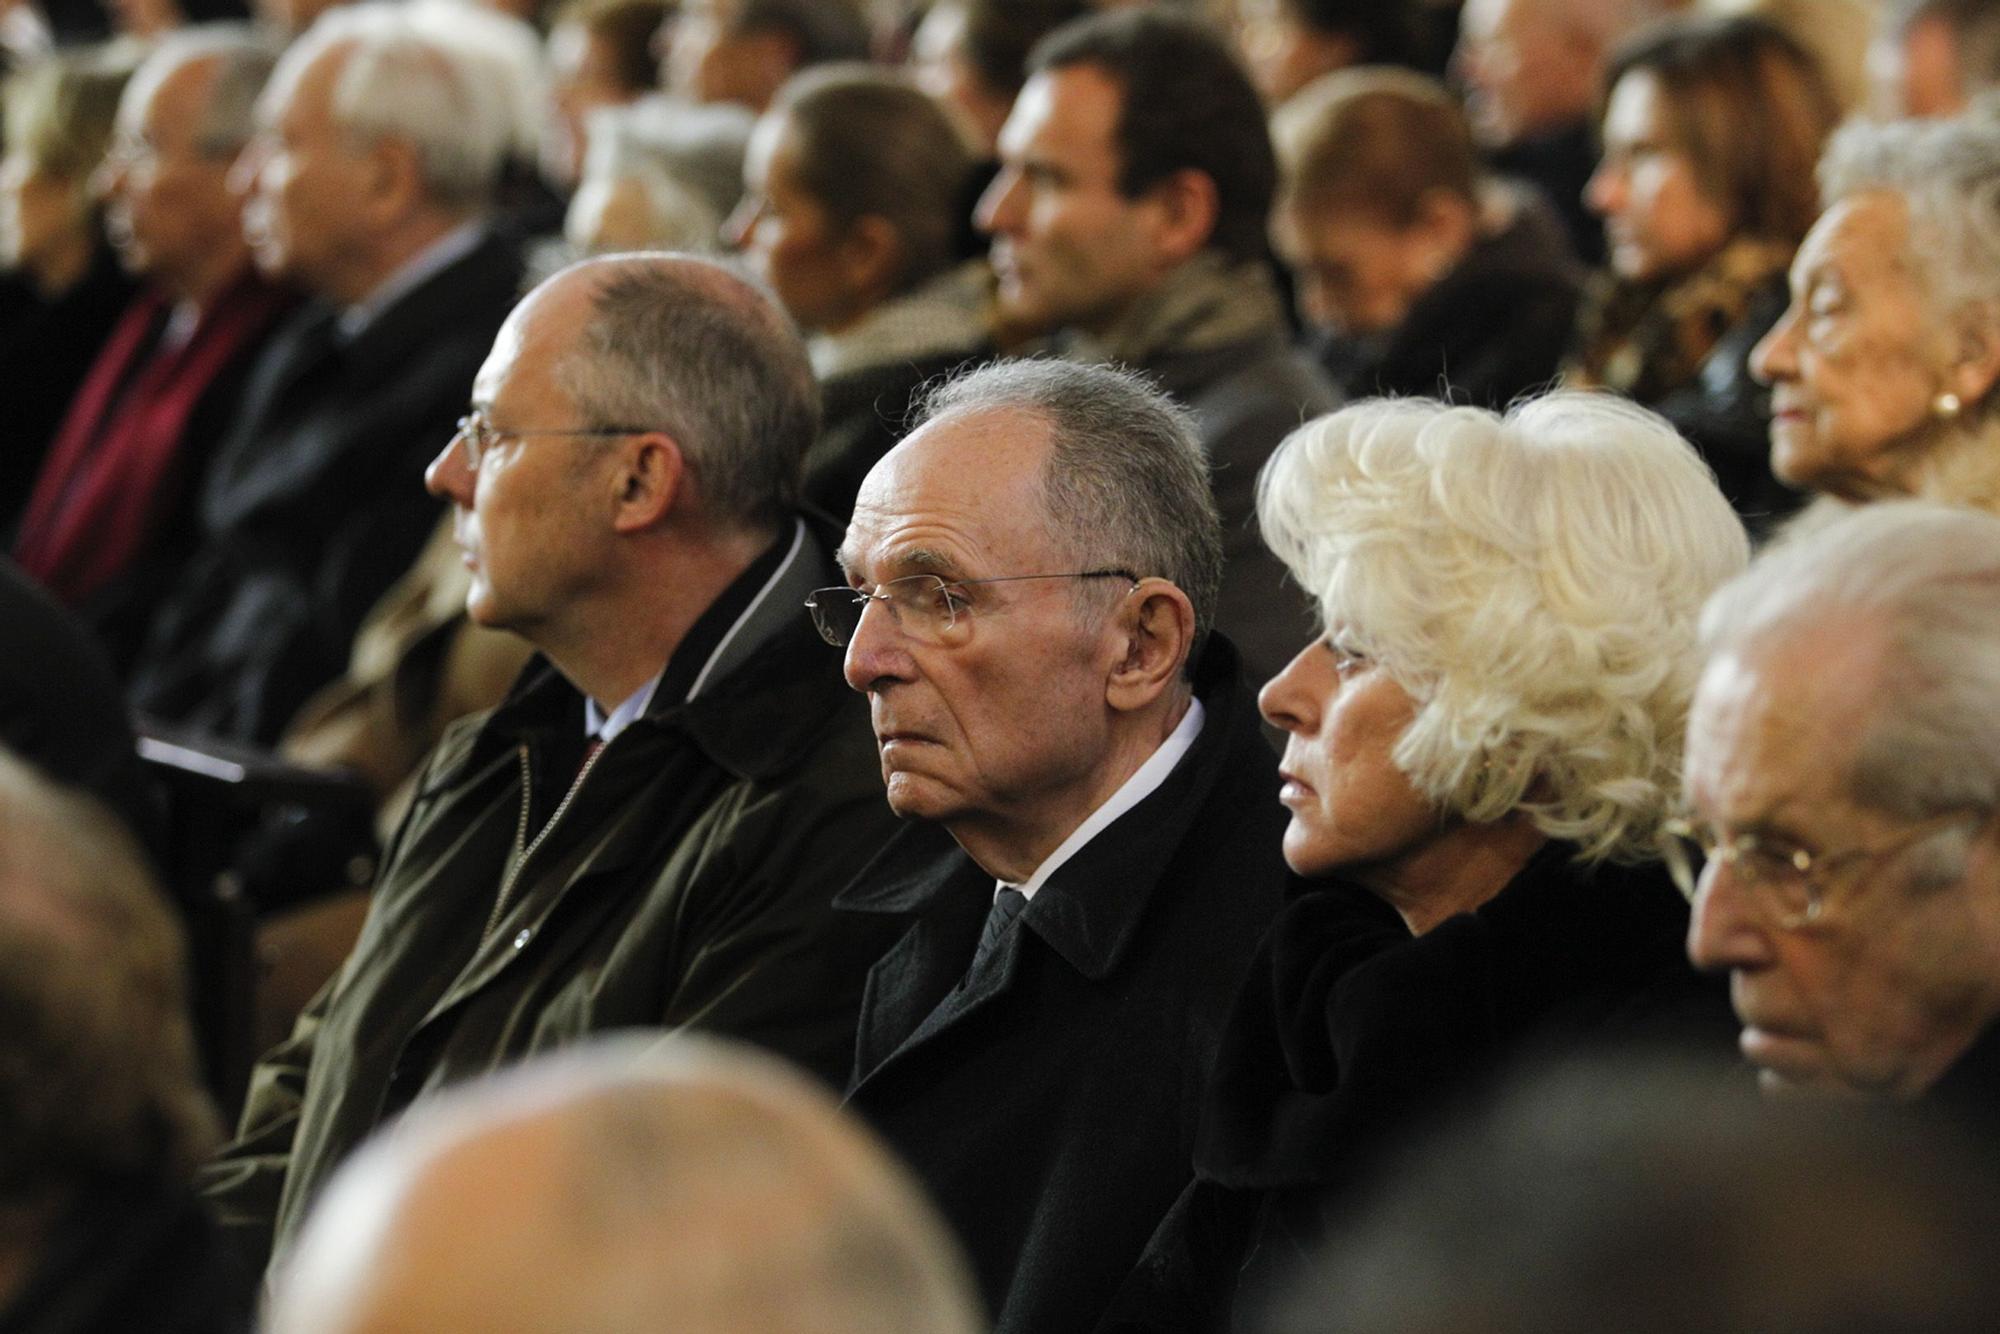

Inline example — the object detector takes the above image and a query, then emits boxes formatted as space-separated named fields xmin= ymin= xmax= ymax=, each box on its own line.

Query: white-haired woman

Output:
xmin=1752 ymin=115 xmax=2000 ymax=516
xmin=1123 ymin=392 xmax=1752 ymax=1327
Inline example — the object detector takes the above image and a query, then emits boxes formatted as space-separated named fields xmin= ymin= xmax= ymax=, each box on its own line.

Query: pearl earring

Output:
xmin=1936 ymin=391 xmax=1964 ymax=419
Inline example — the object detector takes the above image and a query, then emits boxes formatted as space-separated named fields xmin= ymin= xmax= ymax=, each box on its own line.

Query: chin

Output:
xmin=880 ymin=770 xmax=963 ymax=823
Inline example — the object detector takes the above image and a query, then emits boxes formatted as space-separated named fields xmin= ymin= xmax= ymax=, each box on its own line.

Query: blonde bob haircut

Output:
xmin=1257 ymin=392 xmax=1750 ymax=863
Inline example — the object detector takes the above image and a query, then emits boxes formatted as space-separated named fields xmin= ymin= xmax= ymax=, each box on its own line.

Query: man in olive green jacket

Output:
xmin=199 ymin=254 xmax=903 ymax=1273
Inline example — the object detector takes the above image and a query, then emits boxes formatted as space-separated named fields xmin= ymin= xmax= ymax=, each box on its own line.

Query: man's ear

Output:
xmin=1105 ymin=580 xmax=1196 ymax=713
xmin=610 ymin=431 xmax=686 ymax=533
xmin=1139 ymin=167 xmax=1220 ymax=269
xmin=364 ymin=135 xmax=426 ymax=225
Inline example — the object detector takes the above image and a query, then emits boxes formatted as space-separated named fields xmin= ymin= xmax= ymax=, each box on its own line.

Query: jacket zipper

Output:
xmin=480 ymin=741 xmax=608 ymax=944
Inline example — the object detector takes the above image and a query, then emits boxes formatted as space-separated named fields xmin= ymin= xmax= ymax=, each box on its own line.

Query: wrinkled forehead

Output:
xmin=840 ymin=407 xmax=1059 ymax=581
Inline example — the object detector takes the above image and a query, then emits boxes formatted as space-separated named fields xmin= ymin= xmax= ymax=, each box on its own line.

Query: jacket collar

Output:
xmin=834 ymin=636 xmax=1256 ymax=981
xmin=424 ymin=518 xmax=848 ymax=791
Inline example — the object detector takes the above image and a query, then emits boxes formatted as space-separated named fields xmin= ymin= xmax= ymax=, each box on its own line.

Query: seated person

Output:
xmin=974 ymin=8 xmax=1339 ymax=687
xmin=1272 ymin=67 xmax=1581 ymax=410
xmin=827 ymin=359 xmax=1293 ymax=1333
xmin=0 ymin=748 xmax=247 ymax=1334
xmin=266 ymin=1037 xmax=983 ymax=1334
xmin=1683 ymin=502 xmax=2000 ymax=1112
xmin=1565 ymin=15 xmax=1837 ymax=535
xmin=126 ymin=4 xmax=526 ymax=746
xmin=729 ymin=65 xmax=989 ymax=518
xmin=1146 ymin=394 xmax=1748 ymax=1326
xmin=200 ymin=254 xmax=906 ymax=1278
xmin=1751 ymin=116 xmax=2000 ymax=519
xmin=12 ymin=27 xmax=296 ymax=672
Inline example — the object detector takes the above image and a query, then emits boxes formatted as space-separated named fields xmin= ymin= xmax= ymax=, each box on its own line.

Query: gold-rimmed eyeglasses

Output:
xmin=1661 ymin=809 xmax=1984 ymax=929
xmin=804 ymin=569 xmax=1140 ymax=648
xmin=451 ymin=412 xmax=649 ymax=470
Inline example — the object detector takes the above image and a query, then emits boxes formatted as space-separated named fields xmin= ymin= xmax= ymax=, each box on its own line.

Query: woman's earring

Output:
xmin=1936 ymin=391 xmax=1964 ymax=419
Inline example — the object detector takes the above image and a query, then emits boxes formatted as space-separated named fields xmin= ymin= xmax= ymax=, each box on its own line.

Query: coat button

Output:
xmin=513 ymin=928 xmax=532 ymax=950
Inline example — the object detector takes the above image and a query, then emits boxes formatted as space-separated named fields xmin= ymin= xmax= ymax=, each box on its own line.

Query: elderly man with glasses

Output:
xmin=818 ymin=359 xmax=1291 ymax=1334
xmin=199 ymin=252 xmax=904 ymax=1276
xmin=1679 ymin=500 xmax=2000 ymax=1106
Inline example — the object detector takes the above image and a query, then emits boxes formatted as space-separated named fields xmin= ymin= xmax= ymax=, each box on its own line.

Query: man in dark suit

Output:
xmin=972 ymin=8 xmax=1339 ymax=689
xmin=822 ymin=359 xmax=1292 ymax=1334
xmin=127 ymin=2 xmax=525 ymax=745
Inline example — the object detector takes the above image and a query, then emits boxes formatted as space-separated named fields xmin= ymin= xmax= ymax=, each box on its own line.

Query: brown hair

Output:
xmin=1604 ymin=14 xmax=1838 ymax=248
xmin=767 ymin=65 xmax=973 ymax=295
xmin=1273 ymin=67 xmax=1478 ymax=228
xmin=551 ymin=0 xmax=671 ymax=95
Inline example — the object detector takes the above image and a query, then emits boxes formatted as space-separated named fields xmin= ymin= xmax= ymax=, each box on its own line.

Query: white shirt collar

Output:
xmin=582 ymin=519 xmax=808 ymax=743
xmin=336 ymin=221 xmax=486 ymax=343
xmin=1000 ymin=697 xmax=1206 ymax=903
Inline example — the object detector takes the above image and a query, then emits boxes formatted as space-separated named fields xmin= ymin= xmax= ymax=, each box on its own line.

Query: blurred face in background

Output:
xmin=98 ymin=56 xmax=241 ymax=295
xmin=545 ymin=22 xmax=641 ymax=189
xmin=0 ymin=151 xmax=82 ymax=283
xmin=726 ymin=112 xmax=866 ymax=332
xmin=1585 ymin=70 xmax=1733 ymax=285
xmin=1275 ymin=194 xmax=1472 ymax=335
xmin=975 ymin=64 xmax=1167 ymax=338
xmin=1454 ymin=0 xmax=1593 ymax=147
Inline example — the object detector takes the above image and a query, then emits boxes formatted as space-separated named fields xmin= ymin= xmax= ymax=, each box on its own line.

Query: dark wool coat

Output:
xmin=127 ymin=230 xmax=524 ymax=745
xmin=198 ymin=529 xmax=906 ymax=1273
xmin=1109 ymin=842 xmax=1735 ymax=1332
xmin=837 ymin=639 xmax=1292 ymax=1334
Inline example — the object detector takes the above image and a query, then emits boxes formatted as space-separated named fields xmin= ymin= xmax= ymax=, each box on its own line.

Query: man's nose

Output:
xmin=1686 ymin=861 xmax=1774 ymax=973
xmin=841 ymin=595 xmax=914 ymax=695
xmin=425 ymin=431 xmax=475 ymax=504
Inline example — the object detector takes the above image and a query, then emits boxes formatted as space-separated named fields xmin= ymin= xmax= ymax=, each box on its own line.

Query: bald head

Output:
xmin=268 ymin=1038 xmax=985 ymax=1334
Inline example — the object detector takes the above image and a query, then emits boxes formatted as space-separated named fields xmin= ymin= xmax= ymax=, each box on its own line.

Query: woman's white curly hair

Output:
xmin=1257 ymin=392 xmax=1750 ymax=863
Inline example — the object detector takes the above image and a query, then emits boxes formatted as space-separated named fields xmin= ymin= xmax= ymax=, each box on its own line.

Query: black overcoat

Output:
xmin=837 ymin=639 xmax=1293 ymax=1334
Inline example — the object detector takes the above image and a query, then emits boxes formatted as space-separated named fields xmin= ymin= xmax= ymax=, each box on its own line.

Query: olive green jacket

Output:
xmin=198 ymin=525 xmax=902 ymax=1272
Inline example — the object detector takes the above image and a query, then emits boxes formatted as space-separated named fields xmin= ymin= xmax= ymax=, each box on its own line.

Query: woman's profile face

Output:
xmin=1585 ymin=70 xmax=1733 ymax=285
xmin=1258 ymin=634 xmax=1435 ymax=880
xmin=726 ymin=116 xmax=861 ymax=334
xmin=1751 ymin=191 xmax=1947 ymax=500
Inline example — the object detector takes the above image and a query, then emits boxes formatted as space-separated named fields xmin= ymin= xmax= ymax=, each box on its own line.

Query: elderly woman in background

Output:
xmin=1566 ymin=14 xmax=1837 ymax=535
xmin=728 ymin=65 xmax=988 ymax=517
xmin=1751 ymin=115 xmax=2000 ymax=514
xmin=1121 ymin=393 xmax=1749 ymax=1328
xmin=0 ymin=47 xmax=137 ymax=530
xmin=1271 ymin=67 xmax=1582 ymax=409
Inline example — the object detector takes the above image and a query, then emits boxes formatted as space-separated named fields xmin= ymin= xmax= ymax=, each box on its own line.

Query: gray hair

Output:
xmin=1816 ymin=114 xmax=2000 ymax=326
xmin=268 ymin=3 xmax=514 ymax=210
xmin=915 ymin=360 xmax=1224 ymax=667
xmin=583 ymin=95 xmax=754 ymax=229
xmin=1701 ymin=501 xmax=2000 ymax=828
xmin=0 ymin=749 xmax=219 ymax=1201
xmin=269 ymin=1036 xmax=984 ymax=1334
xmin=1885 ymin=0 xmax=2000 ymax=99
xmin=556 ymin=254 xmax=819 ymax=531
xmin=132 ymin=24 xmax=280 ymax=154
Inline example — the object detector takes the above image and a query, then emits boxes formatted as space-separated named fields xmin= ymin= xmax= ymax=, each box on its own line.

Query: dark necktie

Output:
xmin=972 ymin=887 xmax=1029 ymax=971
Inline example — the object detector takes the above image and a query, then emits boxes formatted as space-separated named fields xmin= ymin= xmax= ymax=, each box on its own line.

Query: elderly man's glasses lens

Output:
xmin=804 ymin=570 xmax=1140 ymax=647
xmin=1661 ymin=811 xmax=1982 ymax=928
xmin=452 ymin=413 xmax=647 ymax=469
